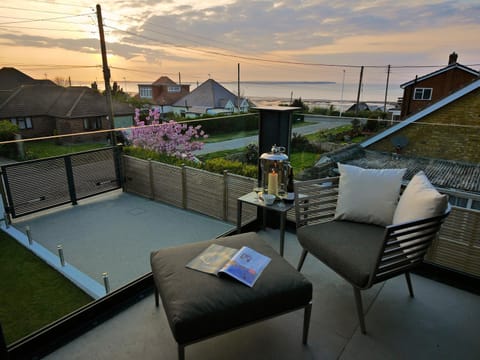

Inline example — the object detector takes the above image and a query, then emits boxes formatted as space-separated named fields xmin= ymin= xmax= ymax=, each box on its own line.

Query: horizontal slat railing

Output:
xmin=426 ymin=206 xmax=480 ymax=277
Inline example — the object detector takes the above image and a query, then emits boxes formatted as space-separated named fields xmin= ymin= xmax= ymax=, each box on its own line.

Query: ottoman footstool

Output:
xmin=150 ymin=232 xmax=313 ymax=360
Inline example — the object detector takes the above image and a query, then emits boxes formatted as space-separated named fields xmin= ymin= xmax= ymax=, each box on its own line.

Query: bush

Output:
xmin=291 ymin=132 xmax=316 ymax=152
xmin=203 ymin=158 xmax=257 ymax=178
xmin=0 ymin=120 xmax=19 ymax=158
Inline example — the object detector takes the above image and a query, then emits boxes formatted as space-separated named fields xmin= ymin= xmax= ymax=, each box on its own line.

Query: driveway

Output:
xmin=195 ymin=116 xmax=351 ymax=155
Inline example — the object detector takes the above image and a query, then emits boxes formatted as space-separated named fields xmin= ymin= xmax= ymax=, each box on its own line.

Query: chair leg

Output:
xmin=297 ymin=249 xmax=308 ymax=271
xmin=353 ymin=287 xmax=366 ymax=334
xmin=302 ymin=302 xmax=312 ymax=345
xmin=405 ymin=272 xmax=415 ymax=298
xmin=154 ymin=284 xmax=159 ymax=307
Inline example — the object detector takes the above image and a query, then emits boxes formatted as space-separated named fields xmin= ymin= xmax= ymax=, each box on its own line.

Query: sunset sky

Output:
xmin=1 ymin=0 xmax=479 ymax=91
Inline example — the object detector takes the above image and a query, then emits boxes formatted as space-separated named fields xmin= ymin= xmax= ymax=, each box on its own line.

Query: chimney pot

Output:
xmin=448 ymin=52 xmax=458 ymax=65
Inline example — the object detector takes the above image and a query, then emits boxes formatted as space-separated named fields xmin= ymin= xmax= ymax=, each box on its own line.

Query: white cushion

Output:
xmin=393 ymin=171 xmax=448 ymax=225
xmin=334 ymin=163 xmax=406 ymax=226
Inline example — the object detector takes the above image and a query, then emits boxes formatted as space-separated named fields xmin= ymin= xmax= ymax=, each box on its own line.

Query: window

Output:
xmin=139 ymin=87 xmax=152 ymax=98
xmin=167 ymin=86 xmax=181 ymax=93
xmin=83 ymin=117 xmax=102 ymax=130
xmin=11 ymin=117 xmax=33 ymax=129
xmin=413 ymin=88 xmax=432 ymax=100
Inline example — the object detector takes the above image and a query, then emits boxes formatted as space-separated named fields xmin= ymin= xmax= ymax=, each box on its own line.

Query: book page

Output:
xmin=186 ymin=244 xmax=237 ymax=275
xmin=220 ymin=246 xmax=271 ymax=287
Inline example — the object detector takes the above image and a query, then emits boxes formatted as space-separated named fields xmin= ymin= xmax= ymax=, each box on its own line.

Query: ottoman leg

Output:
xmin=178 ymin=344 xmax=185 ymax=360
xmin=303 ymin=302 xmax=312 ymax=345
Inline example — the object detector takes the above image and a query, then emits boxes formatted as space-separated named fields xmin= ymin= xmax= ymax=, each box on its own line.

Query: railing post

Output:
xmin=181 ymin=164 xmax=187 ymax=209
xmin=26 ymin=225 xmax=33 ymax=245
xmin=223 ymin=170 xmax=228 ymax=221
xmin=64 ymin=156 xmax=78 ymax=206
xmin=148 ymin=158 xmax=155 ymax=200
xmin=57 ymin=245 xmax=65 ymax=266
xmin=102 ymin=272 xmax=110 ymax=294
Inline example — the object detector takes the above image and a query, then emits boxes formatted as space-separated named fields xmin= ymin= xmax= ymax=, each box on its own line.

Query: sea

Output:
xmin=76 ymin=80 xmax=404 ymax=111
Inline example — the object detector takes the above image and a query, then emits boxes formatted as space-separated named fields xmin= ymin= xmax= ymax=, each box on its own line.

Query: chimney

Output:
xmin=448 ymin=52 xmax=458 ymax=65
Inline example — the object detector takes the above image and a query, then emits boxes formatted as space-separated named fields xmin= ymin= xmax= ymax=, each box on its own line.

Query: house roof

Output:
xmin=152 ymin=76 xmax=177 ymax=86
xmin=0 ymin=67 xmax=55 ymax=90
xmin=317 ymin=145 xmax=480 ymax=194
xmin=0 ymin=84 xmax=133 ymax=119
xmin=173 ymin=79 xmax=245 ymax=108
xmin=360 ymin=78 xmax=480 ymax=148
xmin=400 ymin=63 xmax=479 ymax=88
xmin=344 ymin=149 xmax=480 ymax=194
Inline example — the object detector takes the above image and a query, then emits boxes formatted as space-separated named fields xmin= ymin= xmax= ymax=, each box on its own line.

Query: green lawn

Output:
xmin=0 ymin=232 xmax=93 ymax=345
xmin=24 ymin=141 xmax=107 ymax=159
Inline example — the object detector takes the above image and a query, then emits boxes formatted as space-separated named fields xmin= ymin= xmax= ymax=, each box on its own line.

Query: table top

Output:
xmin=238 ymin=191 xmax=295 ymax=213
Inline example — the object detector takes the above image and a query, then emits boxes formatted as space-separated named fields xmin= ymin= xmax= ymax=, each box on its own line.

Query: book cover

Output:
xmin=186 ymin=244 xmax=271 ymax=287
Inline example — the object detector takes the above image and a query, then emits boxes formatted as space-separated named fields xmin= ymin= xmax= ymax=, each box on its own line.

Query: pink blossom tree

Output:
xmin=127 ymin=108 xmax=208 ymax=161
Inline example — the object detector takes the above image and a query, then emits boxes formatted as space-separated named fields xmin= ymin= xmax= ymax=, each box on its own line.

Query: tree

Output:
xmin=290 ymin=97 xmax=309 ymax=112
xmin=127 ymin=108 xmax=208 ymax=161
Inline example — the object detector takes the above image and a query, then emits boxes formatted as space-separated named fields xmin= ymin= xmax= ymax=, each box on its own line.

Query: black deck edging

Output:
xmin=6 ymin=274 xmax=153 ymax=360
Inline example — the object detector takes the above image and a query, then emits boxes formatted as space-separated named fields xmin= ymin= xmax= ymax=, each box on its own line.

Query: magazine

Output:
xmin=186 ymin=243 xmax=271 ymax=287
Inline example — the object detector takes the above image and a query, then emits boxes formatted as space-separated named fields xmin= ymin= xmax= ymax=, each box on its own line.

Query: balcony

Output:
xmin=4 ymin=189 xmax=480 ymax=359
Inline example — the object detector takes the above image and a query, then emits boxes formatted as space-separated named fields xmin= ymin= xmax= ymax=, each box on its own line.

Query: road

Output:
xmin=194 ymin=116 xmax=352 ymax=155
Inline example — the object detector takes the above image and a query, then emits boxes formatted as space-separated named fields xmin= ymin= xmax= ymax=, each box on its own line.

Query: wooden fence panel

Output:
xmin=427 ymin=206 xmax=480 ymax=277
xmin=184 ymin=167 xmax=224 ymax=220
xmin=123 ymin=156 xmax=152 ymax=199
xmin=225 ymin=173 xmax=256 ymax=224
xmin=151 ymin=162 xmax=183 ymax=208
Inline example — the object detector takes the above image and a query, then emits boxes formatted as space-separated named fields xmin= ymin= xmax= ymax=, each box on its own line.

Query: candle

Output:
xmin=267 ymin=171 xmax=278 ymax=196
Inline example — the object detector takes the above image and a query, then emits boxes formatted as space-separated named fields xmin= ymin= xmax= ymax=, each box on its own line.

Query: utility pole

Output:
xmin=237 ymin=63 xmax=240 ymax=113
xmin=383 ymin=64 xmax=391 ymax=115
xmin=340 ymin=69 xmax=345 ymax=117
xmin=96 ymin=4 xmax=116 ymax=145
xmin=355 ymin=66 xmax=364 ymax=116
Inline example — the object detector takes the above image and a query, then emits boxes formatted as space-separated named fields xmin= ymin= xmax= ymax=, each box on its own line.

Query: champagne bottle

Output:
xmin=286 ymin=167 xmax=294 ymax=202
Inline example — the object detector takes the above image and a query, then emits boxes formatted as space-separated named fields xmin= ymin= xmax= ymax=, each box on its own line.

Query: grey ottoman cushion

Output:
xmin=151 ymin=232 xmax=312 ymax=344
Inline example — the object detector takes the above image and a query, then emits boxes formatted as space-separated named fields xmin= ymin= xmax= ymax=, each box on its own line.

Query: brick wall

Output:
xmin=401 ymin=69 xmax=478 ymax=118
xmin=20 ymin=116 xmax=55 ymax=138
xmin=368 ymin=88 xmax=480 ymax=163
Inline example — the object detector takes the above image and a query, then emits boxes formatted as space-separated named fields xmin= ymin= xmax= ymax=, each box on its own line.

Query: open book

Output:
xmin=186 ymin=244 xmax=271 ymax=287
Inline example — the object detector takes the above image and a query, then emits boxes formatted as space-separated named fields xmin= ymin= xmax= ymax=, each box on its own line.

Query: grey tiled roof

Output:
xmin=173 ymin=79 xmax=244 ymax=108
xmin=0 ymin=67 xmax=55 ymax=90
xmin=333 ymin=149 xmax=480 ymax=194
xmin=0 ymin=84 xmax=133 ymax=119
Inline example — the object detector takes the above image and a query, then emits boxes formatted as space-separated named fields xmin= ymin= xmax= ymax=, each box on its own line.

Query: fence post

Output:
xmin=223 ymin=170 xmax=229 ymax=221
xmin=64 ymin=156 xmax=78 ymax=206
xmin=148 ymin=159 xmax=155 ymax=200
xmin=181 ymin=164 xmax=187 ymax=209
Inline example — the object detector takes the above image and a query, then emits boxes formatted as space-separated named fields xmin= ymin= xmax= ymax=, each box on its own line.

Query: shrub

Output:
xmin=291 ymin=132 xmax=315 ymax=152
xmin=203 ymin=158 xmax=257 ymax=178
xmin=0 ymin=120 xmax=19 ymax=158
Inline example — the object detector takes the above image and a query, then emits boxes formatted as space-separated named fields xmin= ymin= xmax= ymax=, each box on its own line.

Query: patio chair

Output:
xmin=294 ymin=165 xmax=451 ymax=334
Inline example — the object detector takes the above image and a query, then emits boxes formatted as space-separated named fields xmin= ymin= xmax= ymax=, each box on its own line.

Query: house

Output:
xmin=172 ymin=78 xmax=251 ymax=118
xmin=313 ymin=77 xmax=480 ymax=208
xmin=137 ymin=76 xmax=190 ymax=111
xmin=0 ymin=68 xmax=134 ymax=142
xmin=400 ymin=52 xmax=479 ymax=119
xmin=0 ymin=67 xmax=55 ymax=91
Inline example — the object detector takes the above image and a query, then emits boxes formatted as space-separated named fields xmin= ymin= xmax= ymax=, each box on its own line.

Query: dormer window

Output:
xmin=413 ymin=88 xmax=432 ymax=100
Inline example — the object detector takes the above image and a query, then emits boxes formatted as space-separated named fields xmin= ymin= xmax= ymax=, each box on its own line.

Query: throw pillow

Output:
xmin=393 ymin=171 xmax=448 ymax=224
xmin=334 ymin=163 xmax=406 ymax=226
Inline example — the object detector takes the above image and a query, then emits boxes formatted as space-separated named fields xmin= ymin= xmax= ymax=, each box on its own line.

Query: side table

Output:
xmin=237 ymin=192 xmax=294 ymax=256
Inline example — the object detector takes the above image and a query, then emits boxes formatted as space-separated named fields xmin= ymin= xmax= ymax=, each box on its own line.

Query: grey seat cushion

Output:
xmin=297 ymin=220 xmax=385 ymax=288
xmin=151 ymin=232 xmax=312 ymax=344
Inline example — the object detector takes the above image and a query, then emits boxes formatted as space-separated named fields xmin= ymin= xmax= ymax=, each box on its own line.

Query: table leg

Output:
xmin=280 ymin=212 xmax=286 ymax=256
xmin=236 ymin=199 xmax=242 ymax=234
